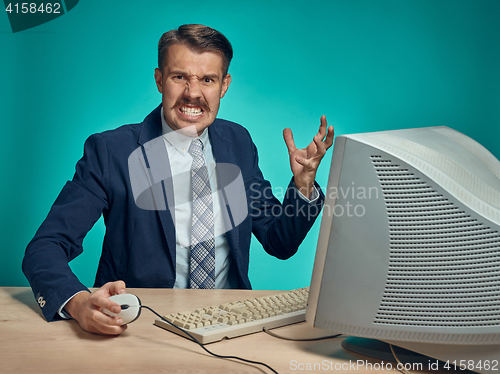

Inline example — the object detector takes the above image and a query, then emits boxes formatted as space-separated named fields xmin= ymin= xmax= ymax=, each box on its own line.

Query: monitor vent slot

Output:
xmin=370 ymin=156 xmax=500 ymax=328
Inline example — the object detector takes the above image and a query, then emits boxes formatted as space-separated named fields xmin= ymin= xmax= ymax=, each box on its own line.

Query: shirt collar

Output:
xmin=161 ymin=107 xmax=210 ymax=156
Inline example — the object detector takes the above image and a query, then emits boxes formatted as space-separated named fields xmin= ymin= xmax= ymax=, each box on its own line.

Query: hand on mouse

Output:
xmin=64 ymin=280 xmax=128 ymax=335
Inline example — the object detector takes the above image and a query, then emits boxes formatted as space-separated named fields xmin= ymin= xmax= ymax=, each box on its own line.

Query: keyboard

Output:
xmin=154 ymin=287 xmax=309 ymax=344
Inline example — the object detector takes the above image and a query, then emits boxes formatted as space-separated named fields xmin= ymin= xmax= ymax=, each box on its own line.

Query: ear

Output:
xmin=220 ymin=73 xmax=231 ymax=99
xmin=154 ymin=68 xmax=163 ymax=94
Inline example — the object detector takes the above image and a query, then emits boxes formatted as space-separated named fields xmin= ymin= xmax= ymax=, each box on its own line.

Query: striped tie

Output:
xmin=188 ymin=138 xmax=215 ymax=289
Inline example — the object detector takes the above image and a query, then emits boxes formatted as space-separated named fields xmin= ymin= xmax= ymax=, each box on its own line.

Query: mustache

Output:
xmin=174 ymin=98 xmax=209 ymax=111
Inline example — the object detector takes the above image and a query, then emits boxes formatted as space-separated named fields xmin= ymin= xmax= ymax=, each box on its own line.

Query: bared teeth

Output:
xmin=180 ymin=106 xmax=203 ymax=116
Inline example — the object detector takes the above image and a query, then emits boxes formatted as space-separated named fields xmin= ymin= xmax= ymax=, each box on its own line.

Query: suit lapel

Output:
xmin=137 ymin=105 xmax=177 ymax=267
xmin=208 ymin=122 xmax=241 ymax=266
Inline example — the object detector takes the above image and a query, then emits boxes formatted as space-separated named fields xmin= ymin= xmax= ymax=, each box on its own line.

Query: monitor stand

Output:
xmin=341 ymin=336 xmax=430 ymax=365
xmin=341 ymin=337 xmax=499 ymax=374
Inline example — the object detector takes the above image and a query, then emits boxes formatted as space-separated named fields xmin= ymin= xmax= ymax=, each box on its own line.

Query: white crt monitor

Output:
xmin=307 ymin=126 xmax=500 ymax=373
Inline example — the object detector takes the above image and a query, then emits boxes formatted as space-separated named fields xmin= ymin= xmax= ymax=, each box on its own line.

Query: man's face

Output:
xmin=154 ymin=43 xmax=231 ymax=136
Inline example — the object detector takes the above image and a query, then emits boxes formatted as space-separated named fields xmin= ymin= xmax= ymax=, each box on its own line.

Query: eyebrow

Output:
xmin=202 ymin=73 xmax=220 ymax=80
xmin=169 ymin=71 xmax=220 ymax=80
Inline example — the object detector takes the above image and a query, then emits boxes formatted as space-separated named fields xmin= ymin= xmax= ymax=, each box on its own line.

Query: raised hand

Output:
xmin=283 ymin=115 xmax=334 ymax=198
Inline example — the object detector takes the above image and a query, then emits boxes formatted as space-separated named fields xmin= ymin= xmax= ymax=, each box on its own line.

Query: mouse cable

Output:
xmin=141 ymin=305 xmax=278 ymax=374
xmin=389 ymin=344 xmax=411 ymax=374
xmin=263 ymin=327 xmax=342 ymax=341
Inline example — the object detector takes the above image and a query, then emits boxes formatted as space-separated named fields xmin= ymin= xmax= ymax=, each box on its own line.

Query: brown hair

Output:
xmin=158 ymin=24 xmax=233 ymax=77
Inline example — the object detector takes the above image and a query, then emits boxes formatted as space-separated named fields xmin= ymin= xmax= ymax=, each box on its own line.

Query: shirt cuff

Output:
xmin=294 ymin=183 xmax=320 ymax=203
xmin=58 ymin=290 xmax=88 ymax=319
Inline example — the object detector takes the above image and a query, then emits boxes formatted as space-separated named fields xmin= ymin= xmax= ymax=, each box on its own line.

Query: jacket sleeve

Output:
xmin=247 ymin=138 xmax=325 ymax=260
xmin=22 ymin=134 xmax=110 ymax=321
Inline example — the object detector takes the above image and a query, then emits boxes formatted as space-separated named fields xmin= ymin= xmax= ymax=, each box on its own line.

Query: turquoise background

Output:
xmin=1 ymin=1 xmax=499 ymax=290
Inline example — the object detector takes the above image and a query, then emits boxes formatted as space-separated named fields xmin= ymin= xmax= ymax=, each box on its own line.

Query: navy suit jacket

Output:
xmin=23 ymin=105 xmax=324 ymax=321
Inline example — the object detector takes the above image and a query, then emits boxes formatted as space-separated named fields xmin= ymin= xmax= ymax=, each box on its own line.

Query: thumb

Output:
xmin=295 ymin=155 xmax=306 ymax=165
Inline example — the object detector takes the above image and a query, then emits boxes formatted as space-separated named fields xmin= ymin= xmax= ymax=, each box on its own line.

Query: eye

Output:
xmin=204 ymin=78 xmax=214 ymax=84
xmin=172 ymin=75 xmax=184 ymax=81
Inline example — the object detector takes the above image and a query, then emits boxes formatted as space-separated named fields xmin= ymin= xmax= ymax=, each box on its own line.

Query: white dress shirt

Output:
xmin=160 ymin=108 xmax=238 ymax=289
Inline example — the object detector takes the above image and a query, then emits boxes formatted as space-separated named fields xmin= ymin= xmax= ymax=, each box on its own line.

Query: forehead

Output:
xmin=164 ymin=43 xmax=224 ymax=77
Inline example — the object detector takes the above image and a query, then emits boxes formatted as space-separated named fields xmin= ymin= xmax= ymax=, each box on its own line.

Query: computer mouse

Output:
xmin=102 ymin=293 xmax=142 ymax=325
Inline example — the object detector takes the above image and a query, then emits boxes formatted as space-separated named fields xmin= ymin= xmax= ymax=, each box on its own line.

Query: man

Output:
xmin=23 ymin=24 xmax=334 ymax=335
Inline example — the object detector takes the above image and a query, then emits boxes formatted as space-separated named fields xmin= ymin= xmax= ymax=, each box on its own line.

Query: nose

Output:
xmin=184 ymin=78 xmax=202 ymax=99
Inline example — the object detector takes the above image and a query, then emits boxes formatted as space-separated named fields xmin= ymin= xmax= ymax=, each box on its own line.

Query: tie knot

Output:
xmin=189 ymin=138 xmax=204 ymax=157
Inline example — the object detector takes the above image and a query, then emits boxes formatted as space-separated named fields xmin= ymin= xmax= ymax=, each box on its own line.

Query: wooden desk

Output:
xmin=0 ymin=287 xmax=457 ymax=374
